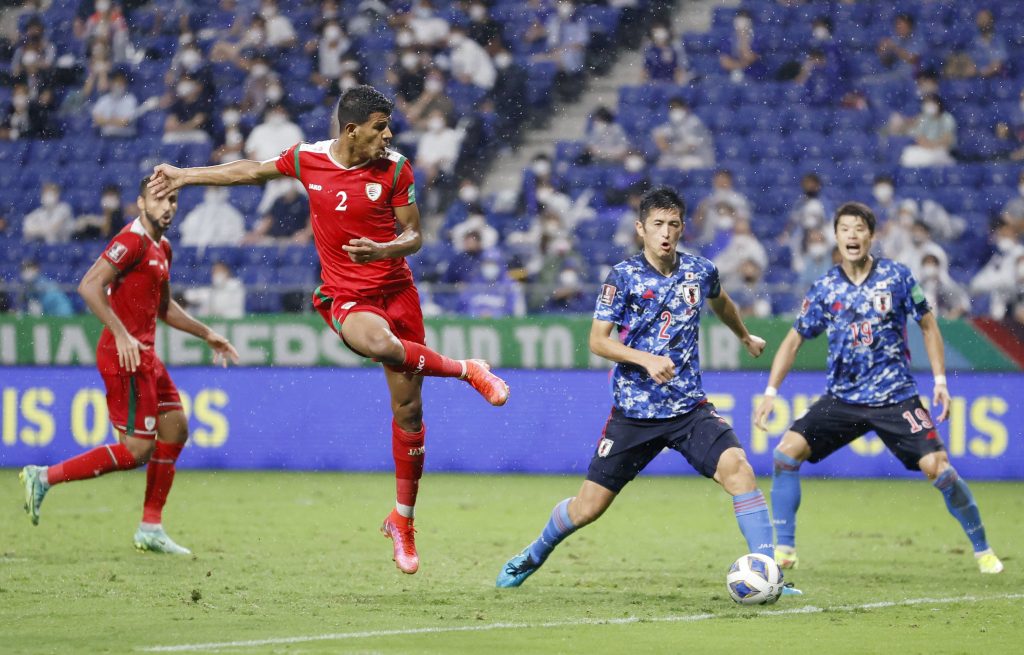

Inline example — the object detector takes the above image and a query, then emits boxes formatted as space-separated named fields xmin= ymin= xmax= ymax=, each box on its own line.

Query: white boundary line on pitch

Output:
xmin=139 ymin=593 xmax=1023 ymax=653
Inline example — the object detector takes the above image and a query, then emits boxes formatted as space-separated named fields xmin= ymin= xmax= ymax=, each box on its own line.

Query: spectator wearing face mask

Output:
xmin=11 ymin=17 xmax=56 ymax=80
xmin=693 ymin=169 xmax=751 ymax=245
xmin=585 ymin=106 xmax=630 ymax=164
xmin=970 ymin=220 xmax=1024 ymax=319
xmin=460 ymin=254 xmax=526 ymax=318
xmin=876 ymin=13 xmax=925 ymax=78
xmin=445 ymin=181 xmax=483 ymax=232
xmin=180 ymin=187 xmax=246 ymax=248
xmin=782 ymin=173 xmax=831 ymax=246
xmin=727 ymin=259 xmax=771 ymax=318
xmin=92 ymin=69 xmax=138 ymax=137
xmin=20 ymin=260 xmax=74 ymax=317
xmin=163 ymin=74 xmax=211 ymax=143
xmin=83 ymin=0 xmax=132 ymax=63
xmin=245 ymin=104 xmax=305 ymax=213
xmin=258 ymin=0 xmax=297 ymax=49
xmin=794 ymin=226 xmax=834 ymax=290
xmin=0 ymin=82 xmax=55 ymax=140
xmin=720 ymin=9 xmax=762 ymax=83
xmin=957 ymin=9 xmax=1007 ymax=79
xmin=918 ymin=253 xmax=970 ymax=319
xmin=390 ymin=49 xmax=425 ymax=103
xmin=403 ymin=69 xmax=455 ymax=134
xmin=644 ymin=23 xmax=688 ymax=84
xmin=404 ymin=0 xmax=450 ymax=48
xmin=183 ymin=261 xmax=246 ymax=319
xmin=448 ymin=25 xmax=495 ymax=90
xmin=869 ymin=174 xmax=903 ymax=226
xmin=444 ymin=230 xmax=489 ymax=285
xmin=530 ymin=0 xmax=590 ymax=101
xmin=605 ymin=153 xmax=648 ymax=206
xmin=896 ymin=220 xmax=946 ymax=280
xmin=713 ymin=217 xmax=768 ymax=282
xmin=309 ymin=20 xmax=351 ymax=90
xmin=241 ymin=54 xmax=283 ymax=117
xmin=415 ymin=110 xmax=463 ymax=209
xmin=652 ymin=97 xmax=714 ymax=170
xmin=900 ymin=94 xmax=956 ymax=167
xmin=999 ymin=171 xmax=1024 ymax=237
xmin=73 ymin=184 xmax=124 ymax=240
xmin=541 ymin=265 xmax=591 ymax=314
xmin=466 ymin=1 xmax=500 ymax=47
xmin=212 ymin=104 xmax=247 ymax=163
xmin=23 ymin=183 xmax=74 ymax=244
xmin=244 ymin=179 xmax=311 ymax=245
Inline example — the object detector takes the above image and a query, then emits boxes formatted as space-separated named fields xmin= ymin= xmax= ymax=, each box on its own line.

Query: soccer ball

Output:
xmin=726 ymin=553 xmax=784 ymax=605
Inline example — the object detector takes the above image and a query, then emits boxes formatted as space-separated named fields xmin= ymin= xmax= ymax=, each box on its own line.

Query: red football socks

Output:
xmin=46 ymin=443 xmax=138 ymax=485
xmin=392 ymin=420 xmax=425 ymax=509
xmin=397 ymin=340 xmax=464 ymax=377
xmin=143 ymin=441 xmax=184 ymax=524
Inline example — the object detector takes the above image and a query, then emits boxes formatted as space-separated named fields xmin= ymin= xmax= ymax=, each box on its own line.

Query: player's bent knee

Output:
xmin=918 ymin=451 xmax=949 ymax=480
xmin=125 ymin=439 xmax=156 ymax=465
xmin=716 ymin=448 xmax=756 ymax=495
xmin=778 ymin=431 xmax=811 ymax=461
xmin=364 ymin=331 xmax=404 ymax=362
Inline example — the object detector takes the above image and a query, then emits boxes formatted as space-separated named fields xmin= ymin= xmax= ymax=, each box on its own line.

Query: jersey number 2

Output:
xmin=658 ymin=311 xmax=672 ymax=340
xmin=335 ymin=191 xmax=348 ymax=212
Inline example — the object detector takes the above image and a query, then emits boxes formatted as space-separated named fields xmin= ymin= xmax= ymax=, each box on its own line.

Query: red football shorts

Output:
xmin=313 ymin=284 xmax=426 ymax=356
xmin=96 ymin=346 xmax=182 ymax=439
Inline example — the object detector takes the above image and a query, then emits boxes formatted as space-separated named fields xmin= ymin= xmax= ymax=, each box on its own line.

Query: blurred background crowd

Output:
xmin=1 ymin=0 xmax=1023 ymax=329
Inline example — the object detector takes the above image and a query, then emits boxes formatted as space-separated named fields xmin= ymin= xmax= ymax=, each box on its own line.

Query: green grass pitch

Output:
xmin=2 ymin=470 xmax=1021 ymax=654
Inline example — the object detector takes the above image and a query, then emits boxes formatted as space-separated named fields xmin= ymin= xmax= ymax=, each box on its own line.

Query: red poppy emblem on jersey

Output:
xmin=599 ymin=284 xmax=617 ymax=305
xmin=682 ymin=284 xmax=701 ymax=307
xmin=106 ymin=242 xmax=127 ymax=263
xmin=642 ymin=289 xmax=655 ymax=299
xmin=365 ymin=183 xmax=383 ymax=201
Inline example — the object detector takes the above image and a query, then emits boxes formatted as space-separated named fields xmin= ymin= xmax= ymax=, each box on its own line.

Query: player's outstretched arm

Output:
xmin=78 ymin=257 xmax=146 ymax=373
xmin=918 ymin=311 xmax=950 ymax=422
xmin=754 ymin=328 xmax=805 ymax=431
xmin=148 ymin=159 xmax=283 ymax=198
xmin=708 ymin=288 xmax=766 ymax=357
xmin=161 ymin=295 xmax=240 ymax=368
xmin=588 ymin=318 xmax=676 ymax=384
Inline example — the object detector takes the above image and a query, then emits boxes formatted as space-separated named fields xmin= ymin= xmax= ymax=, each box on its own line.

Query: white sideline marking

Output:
xmin=139 ymin=593 xmax=1024 ymax=653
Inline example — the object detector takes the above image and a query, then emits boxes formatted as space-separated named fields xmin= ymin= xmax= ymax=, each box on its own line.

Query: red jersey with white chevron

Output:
xmin=97 ymin=218 xmax=172 ymax=348
xmin=275 ymin=140 xmax=417 ymax=297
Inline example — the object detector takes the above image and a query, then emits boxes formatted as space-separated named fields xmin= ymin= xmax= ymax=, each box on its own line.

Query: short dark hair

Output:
xmin=833 ymin=201 xmax=876 ymax=234
xmin=139 ymin=176 xmax=151 ymax=198
xmin=639 ymin=186 xmax=685 ymax=223
xmin=336 ymin=85 xmax=393 ymax=127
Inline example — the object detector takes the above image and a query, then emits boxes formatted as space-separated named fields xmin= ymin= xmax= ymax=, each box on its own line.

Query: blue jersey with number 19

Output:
xmin=594 ymin=252 xmax=721 ymax=419
xmin=794 ymin=258 xmax=931 ymax=407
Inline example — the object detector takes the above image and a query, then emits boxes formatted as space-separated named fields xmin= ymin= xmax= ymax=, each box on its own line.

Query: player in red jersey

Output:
xmin=146 ymin=85 xmax=510 ymax=574
xmin=19 ymin=177 xmax=239 ymax=554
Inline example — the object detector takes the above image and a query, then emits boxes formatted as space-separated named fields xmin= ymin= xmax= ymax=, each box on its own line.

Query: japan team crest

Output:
xmin=365 ymin=182 xmax=382 ymax=201
xmin=682 ymin=284 xmax=701 ymax=307
xmin=597 ymin=438 xmax=614 ymax=458
xmin=872 ymin=291 xmax=892 ymax=314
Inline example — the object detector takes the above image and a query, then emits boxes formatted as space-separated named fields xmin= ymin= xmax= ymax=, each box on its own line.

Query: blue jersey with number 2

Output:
xmin=794 ymin=258 xmax=931 ymax=407
xmin=594 ymin=252 xmax=721 ymax=419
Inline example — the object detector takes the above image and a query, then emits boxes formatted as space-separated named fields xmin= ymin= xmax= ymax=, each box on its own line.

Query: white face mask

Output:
xmin=652 ymin=28 xmax=668 ymax=44
xmin=396 ymin=30 xmax=414 ymax=48
xmin=480 ymin=262 xmax=500 ymax=281
xmin=921 ymin=263 xmax=939 ymax=279
xmin=401 ymin=52 xmax=419 ymax=70
xmin=266 ymin=85 xmax=283 ymax=102
xmin=531 ymin=160 xmax=551 ymax=177
xmin=536 ymin=186 xmax=555 ymax=204
xmin=222 ymin=109 xmax=241 ymax=126
xmin=812 ymin=26 xmax=830 ymax=40
xmin=95 ymin=0 xmax=111 ymax=12
xmin=449 ymin=32 xmax=465 ymax=47
xmin=324 ymin=24 xmax=342 ymax=41
xmin=225 ymin=129 xmax=243 ymax=146
xmin=559 ymin=269 xmax=580 ymax=287
xmin=21 ymin=268 xmax=39 ymax=283
xmin=557 ymin=2 xmax=573 ymax=19
xmin=12 ymin=93 xmax=29 ymax=111
xmin=21 ymin=50 xmax=39 ymax=67
xmin=808 ymin=242 xmax=829 ymax=259
xmin=176 ymin=81 xmax=197 ymax=98
xmin=180 ymin=48 xmax=201 ymax=70
xmin=427 ymin=116 xmax=445 ymax=132
xmin=110 ymin=82 xmax=127 ymax=96
xmin=267 ymin=111 xmax=287 ymax=125
xmin=260 ymin=4 xmax=277 ymax=19
xmin=246 ymin=28 xmax=265 ymax=44
xmin=41 ymin=190 xmax=58 ymax=207
xmin=873 ymin=184 xmax=894 ymax=203
xmin=425 ymin=78 xmax=443 ymax=93
xmin=494 ymin=52 xmax=512 ymax=69
xmin=997 ymin=236 xmax=1017 ymax=253
xmin=715 ymin=212 xmax=734 ymax=230
xmin=923 ymin=102 xmax=939 ymax=116
xmin=459 ymin=185 xmax=479 ymax=203
xmin=251 ymin=63 xmax=269 ymax=78
xmin=625 ymin=156 xmax=645 ymax=173
xmin=212 ymin=270 xmax=229 ymax=286
xmin=340 ymin=75 xmax=358 ymax=91
xmin=470 ymin=5 xmax=487 ymax=21
xmin=669 ymin=108 xmax=687 ymax=124
xmin=101 ymin=195 xmax=119 ymax=211
xmin=801 ymin=212 xmax=820 ymax=229
xmin=734 ymin=16 xmax=752 ymax=32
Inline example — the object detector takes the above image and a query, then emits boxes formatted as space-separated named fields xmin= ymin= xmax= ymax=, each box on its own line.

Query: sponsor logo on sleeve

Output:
xmin=599 ymin=284 xmax=617 ymax=306
xmin=106 ymin=242 xmax=128 ymax=263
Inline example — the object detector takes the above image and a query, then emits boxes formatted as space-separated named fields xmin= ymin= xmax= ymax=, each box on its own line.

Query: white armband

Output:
xmin=764 ymin=386 xmax=778 ymax=397
xmin=934 ymin=375 xmax=947 ymax=386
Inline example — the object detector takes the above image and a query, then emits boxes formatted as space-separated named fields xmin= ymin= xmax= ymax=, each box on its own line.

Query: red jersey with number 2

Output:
xmin=275 ymin=140 xmax=416 ymax=297
xmin=97 ymin=218 xmax=171 ymax=349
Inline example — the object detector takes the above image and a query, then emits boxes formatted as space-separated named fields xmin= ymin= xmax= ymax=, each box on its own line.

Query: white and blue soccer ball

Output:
xmin=727 ymin=553 xmax=784 ymax=605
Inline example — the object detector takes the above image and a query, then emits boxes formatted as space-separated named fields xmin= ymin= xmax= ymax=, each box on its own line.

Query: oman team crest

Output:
xmin=365 ymin=182 xmax=383 ymax=201
xmin=872 ymin=291 xmax=892 ymax=314
xmin=682 ymin=284 xmax=701 ymax=307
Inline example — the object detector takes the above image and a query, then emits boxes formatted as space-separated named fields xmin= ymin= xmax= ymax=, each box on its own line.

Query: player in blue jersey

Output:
xmin=754 ymin=201 xmax=1003 ymax=575
xmin=497 ymin=187 xmax=800 ymax=592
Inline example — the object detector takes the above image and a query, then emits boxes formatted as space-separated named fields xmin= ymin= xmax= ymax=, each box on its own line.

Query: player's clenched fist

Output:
xmin=642 ymin=353 xmax=676 ymax=384
xmin=742 ymin=334 xmax=766 ymax=358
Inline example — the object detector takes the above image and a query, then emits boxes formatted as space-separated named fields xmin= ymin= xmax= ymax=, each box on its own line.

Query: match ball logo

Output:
xmin=365 ymin=183 xmax=383 ymax=201
xmin=597 ymin=438 xmax=614 ymax=458
xmin=682 ymin=284 xmax=701 ymax=307
xmin=872 ymin=291 xmax=892 ymax=314
xmin=106 ymin=242 xmax=128 ymax=263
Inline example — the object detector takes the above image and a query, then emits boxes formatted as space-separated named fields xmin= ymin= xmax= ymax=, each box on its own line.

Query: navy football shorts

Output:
xmin=586 ymin=401 xmax=742 ymax=493
xmin=790 ymin=394 xmax=945 ymax=471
